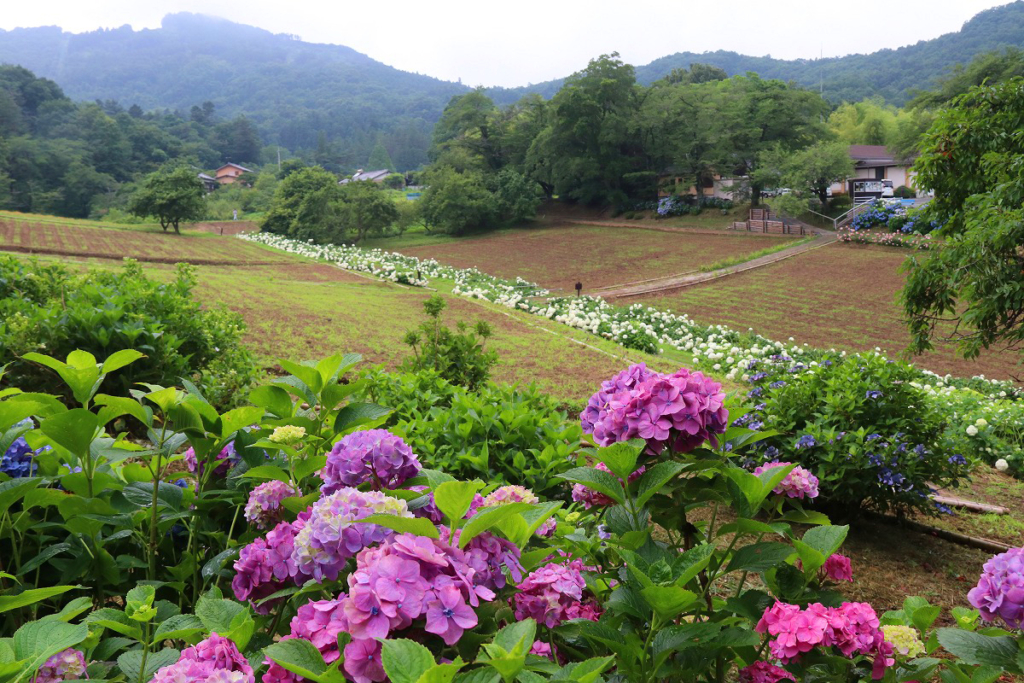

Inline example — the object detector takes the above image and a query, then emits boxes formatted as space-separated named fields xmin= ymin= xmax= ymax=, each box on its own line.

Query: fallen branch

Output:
xmin=865 ymin=511 xmax=1012 ymax=554
xmin=931 ymin=495 xmax=1008 ymax=515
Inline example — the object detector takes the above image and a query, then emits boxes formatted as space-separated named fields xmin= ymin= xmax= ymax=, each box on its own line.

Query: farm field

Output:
xmin=634 ymin=243 xmax=1023 ymax=382
xmin=0 ymin=215 xmax=283 ymax=264
xmin=393 ymin=223 xmax=799 ymax=294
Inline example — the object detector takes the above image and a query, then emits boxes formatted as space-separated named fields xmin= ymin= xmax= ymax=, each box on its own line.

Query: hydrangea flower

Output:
xmin=513 ymin=559 xmax=601 ymax=628
xmin=263 ymin=598 xmax=375 ymax=683
xmin=823 ymin=554 xmax=853 ymax=582
xmin=1 ymin=419 xmax=39 ymax=478
xmin=151 ymin=633 xmax=253 ymax=683
xmin=244 ymin=480 xmax=298 ymax=529
xmin=881 ymin=625 xmax=924 ymax=657
xmin=737 ymin=661 xmax=795 ymax=683
xmin=32 ymin=648 xmax=87 ymax=683
xmin=408 ymin=485 xmax=443 ymax=524
xmin=184 ymin=442 xmax=238 ymax=478
xmin=232 ymin=513 xmax=310 ymax=611
xmin=995 ymin=458 xmax=1009 ymax=472
xmin=753 ymin=461 xmax=820 ymax=499
xmin=968 ymin=547 xmax=1024 ymax=629
xmin=293 ymin=488 xmax=411 ymax=582
xmin=269 ymin=425 xmax=305 ymax=445
xmin=581 ymin=364 xmax=728 ymax=456
xmin=320 ymin=430 xmax=420 ymax=494
xmin=571 ymin=462 xmax=646 ymax=510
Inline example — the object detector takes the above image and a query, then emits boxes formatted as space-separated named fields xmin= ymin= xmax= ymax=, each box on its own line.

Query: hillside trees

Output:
xmin=755 ymin=140 xmax=853 ymax=211
xmin=127 ymin=166 xmax=205 ymax=233
xmin=902 ymin=78 xmax=1024 ymax=362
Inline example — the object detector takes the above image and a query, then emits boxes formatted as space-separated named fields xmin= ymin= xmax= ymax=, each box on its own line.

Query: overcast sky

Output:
xmin=0 ymin=0 xmax=1011 ymax=87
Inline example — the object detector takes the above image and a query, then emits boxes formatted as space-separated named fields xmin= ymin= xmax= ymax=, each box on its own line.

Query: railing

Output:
xmin=834 ymin=202 xmax=873 ymax=229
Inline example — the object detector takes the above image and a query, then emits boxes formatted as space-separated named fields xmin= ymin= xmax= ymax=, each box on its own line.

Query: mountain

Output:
xmin=490 ymin=1 xmax=1024 ymax=105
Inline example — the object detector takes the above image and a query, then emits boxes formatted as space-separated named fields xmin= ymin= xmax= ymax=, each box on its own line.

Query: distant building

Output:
xmin=214 ymin=163 xmax=253 ymax=185
xmin=829 ymin=145 xmax=916 ymax=196
xmin=197 ymin=172 xmax=218 ymax=192
xmin=658 ymin=172 xmax=746 ymax=200
xmin=340 ymin=169 xmax=390 ymax=185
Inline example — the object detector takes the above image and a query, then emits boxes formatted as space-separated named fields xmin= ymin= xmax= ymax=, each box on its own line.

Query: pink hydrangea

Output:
xmin=823 ymin=554 xmax=853 ymax=582
xmin=967 ymin=547 xmax=1024 ymax=629
xmin=184 ymin=442 xmax=237 ymax=478
xmin=756 ymin=602 xmax=830 ymax=662
xmin=151 ymin=633 xmax=253 ymax=683
xmin=232 ymin=513 xmax=310 ymax=611
xmin=33 ymin=649 xmax=87 ymax=683
xmin=753 ymin=461 xmax=820 ymax=499
xmin=571 ymin=462 xmax=646 ymax=510
xmin=513 ymin=559 xmax=602 ymax=628
xmin=292 ymin=488 xmax=411 ymax=581
xmin=737 ymin=661 xmax=795 ymax=683
xmin=243 ymin=480 xmax=297 ymax=529
xmin=529 ymin=640 xmax=553 ymax=660
xmin=320 ymin=430 xmax=420 ymax=494
xmin=263 ymin=599 xmax=370 ymax=683
xmin=582 ymin=365 xmax=729 ymax=456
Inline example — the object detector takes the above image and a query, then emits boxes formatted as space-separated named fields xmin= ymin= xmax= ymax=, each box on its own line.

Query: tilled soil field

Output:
xmin=397 ymin=224 xmax=797 ymax=294
xmin=0 ymin=218 xmax=284 ymax=264
xmin=637 ymin=243 xmax=1022 ymax=382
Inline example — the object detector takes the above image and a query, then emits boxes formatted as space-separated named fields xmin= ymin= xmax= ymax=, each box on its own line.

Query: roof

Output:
xmin=351 ymin=169 xmax=390 ymax=182
xmin=215 ymin=162 xmax=253 ymax=174
xmin=848 ymin=145 xmax=898 ymax=168
xmin=197 ymin=173 xmax=216 ymax=181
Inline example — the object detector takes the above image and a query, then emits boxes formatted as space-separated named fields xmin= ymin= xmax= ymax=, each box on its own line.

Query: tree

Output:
xmin=261 ymin=165 xmax=341 ymax=240
xmin=901 ymin=78 xmax=1024 ymax=364
xmin=127 ymin=166 xmax=205 ymax=233
xmin=419 ymin=166 xmax=494 ymax=235
xmin=367 ymin=141 xmax=394 ymax=171
xmin=755 ymin=141 xmax=853 ymax=211
xmin=493 ymin=168 xmax=539 ymax=224
xmin=337 ymin=180 xmax=400 ymax=242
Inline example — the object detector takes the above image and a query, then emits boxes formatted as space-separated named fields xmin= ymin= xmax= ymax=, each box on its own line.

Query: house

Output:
xmin=214 ymin=163 xmax=253 ymax=185
xmin=829 ymin=145 xmax=916 ymax=198
xmin=197 ymin=173 xmax=218 ymax=192
xmin=339 ymin=169 xmax=390 ymax=185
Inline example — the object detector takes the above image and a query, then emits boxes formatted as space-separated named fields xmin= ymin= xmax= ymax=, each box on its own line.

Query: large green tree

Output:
xmin=127 ymin=166 xmax=205 ymax=233
xmin=338 ymin=180 xmax=400 ymax=242
xmin=755 ymin=141 xmax=853 ymax=211
xmin=261 ymin=165 xmax=343 ymax=240
xmin=901 ymin=78 xmax=1024 ymax=363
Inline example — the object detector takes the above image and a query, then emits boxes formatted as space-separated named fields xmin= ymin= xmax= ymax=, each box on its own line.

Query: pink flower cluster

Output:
xmin=823 ymin=554 xmax=853 ymax=583
xmin=184 ymin=442 xmax=237 ymax=479
xmin=151 ymin=633 xmax=254 ymax=683
xmin=968 ymin=546 xmax=1024 ymax=629
xmin=756 ymin=601 xmax=894 ymax=679
xmin=753 ymin=461 xmax=820 ymax=499
xmin=737 ymin=661 xmax=794 ymax=683
xmin=479 ymin=485 xmax=556 ymax=537
xmin=243 ymin=480 xmax=298 ymax=529
xmin=32 ymin=649 xmax=87 ymax=683
xmin=513 ymin=559 xmax=602 ymax=628
xmin=571 ymin=461 xmax=646 ymax=510
xmin=320 ymin=430 xmax=421 ymax=494
xmin=581 ymin=364 xmax=728 ymax=456
xmin=232 ymin=512 xmax=309 ymax=613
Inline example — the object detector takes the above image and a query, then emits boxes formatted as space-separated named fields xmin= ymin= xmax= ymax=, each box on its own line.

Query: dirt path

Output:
xmin=589 ymin=229 xmax=837 ymax=300
xmin=562 ymin=219 xmax=798 ymax=238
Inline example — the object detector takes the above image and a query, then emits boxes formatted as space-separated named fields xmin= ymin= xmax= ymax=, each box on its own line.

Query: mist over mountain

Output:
xmin=2 ymin=3 xmax=1024 ymax=167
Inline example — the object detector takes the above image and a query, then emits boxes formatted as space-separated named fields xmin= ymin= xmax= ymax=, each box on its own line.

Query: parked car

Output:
xmin=881 ymin=179 xmax=894 ymax=198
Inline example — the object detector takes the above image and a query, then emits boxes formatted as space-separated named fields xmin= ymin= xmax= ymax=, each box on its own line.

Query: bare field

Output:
xmin=637 ymin=243 xmax=1022 ymax=382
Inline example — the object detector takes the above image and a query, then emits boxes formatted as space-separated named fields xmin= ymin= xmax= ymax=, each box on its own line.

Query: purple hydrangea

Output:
xmin=513 ymin=559 xmax=602 ymax=628
xmin=184 ymin=442 xmax=238 ymax=478
xmin=232 ymin=513 xmax=310 ymax=612
xmin=754 ymin=461 xmax=820 ymax=499
xmin=738 ymin=661 xmax=795 ymax=683
xmin=150 ymin=633 xmax=253 ymax=683
xmin=1 ymin=419 xmax=39 ymax=478
xmin=32 ymin=648 xmax=87 ymax=683
xmin=244 ymin=480 xmax=298 ymax=529
xmin=581 ymin=364 xmax=728 ymax=456
xmin=968 ymin=547 xmax=1024 ymax=629
xmin=408 ymin=485 xmax=443 ymax=524
xmin=292 ymin=488 xmax=411 ymax=581
xmin=320 ymin=430 xmax=421 ymax=494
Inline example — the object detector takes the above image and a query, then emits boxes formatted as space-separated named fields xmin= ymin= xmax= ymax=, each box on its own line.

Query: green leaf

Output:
xmin=434 ymin=481 xmax=482 ymax=522
xmin=153 ymin=614 xmax=206 ymax=642
xmin=459 ymin=503 xmax=532 ymax=548
xmin=277 ymin=359 xmax=324 ymax=394
xmin=264 ymin=638 xmax=328 ymax=679
xmin=556 ymin=467 xmax=623 ymax=506
xmin=40 ymin=408 xmax=98 ymax=456
xmin=591 ymin=439 xmax=644 ymax=481
xmin=937 ymin=628 xmax=1022 ymax=672
xmin=493 ymin=619 xmax=537 ymax=654
xmin=220 ymin=407 xmax=264 ymax=440
xmin=640 ymin=585 xmax=697 ymax=620
xmin=118 ymin=648 xmax=180 ymax=683
xmin=673 ymin=543 xmax=716 ymax=588
xmin=195 ymin=589 xmax=253 ymax=648
xmin=23 ymin=352 xmax=100 ymax=406
xmin=416 ymin=663 xmax=463 ymax=683
xmin=333 ymin=402 xmax=392 ymax=435
xmin=85 ymin=608 xmax=144 ymax=639
xmin=122 ymin=481 xmax=183 ymax=510
xmin=0 ymin=585 xmax=79 ymax=614
xmin=101 ymin=349 xmax=145 ymax=374
xmin=360 ymin=514 xmax=440 ymax=539
xmin=202 ymin=548 xmax=239 ymax=580
xmin=238 ymin=465 xmax=291 ymax=482
xmin=144 ymin=386 xmax=181 ymax=413
xmin=635 ymin=461 xmax=686 ymax=507
xmin=249 ymin=385 xmax=295 ymax=418
xmin=801 ymin=525 xmax=848 ymax=558
xmin=0 ymin=478 xmax=42 ymax=517
xmin=11 ymin=621 xmax=88 ymax=683
xmin=382 ymin=638 xmax=436 ymax=683
xmin=94 ymin=394 xmax=150 ymax=428
xmin=726 ymin=542 xmax=795 ymax=573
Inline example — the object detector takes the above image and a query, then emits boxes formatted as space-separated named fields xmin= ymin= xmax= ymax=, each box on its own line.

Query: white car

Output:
xmin=881 ymin=179 xmax=894 ymax=198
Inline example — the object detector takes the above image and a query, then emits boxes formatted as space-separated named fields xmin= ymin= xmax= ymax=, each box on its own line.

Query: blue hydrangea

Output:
xmin=796 ymin=434 xmax=817 ymax=449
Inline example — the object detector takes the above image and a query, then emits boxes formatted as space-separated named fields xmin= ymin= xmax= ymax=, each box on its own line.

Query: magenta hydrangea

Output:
xmin=581 ymin=364 xmax=728 ymax=456
xmin=232 ymin=513 xmax=311 ymax=611
xmin=968 ymin=546 xmax=1024 ymax=629
xmin=244 ymin=480 xmax=298 ymax=529
xmin=150 ymin=633 xmax=253 ymax=683
xmin=513 ymin=559 xmax=602 ymax=628
xmin=32 ymin=648 xmax=87 ymax=683
xmin=571 ymin=462 xmax=646 ymax=510
xmin=737 ymin=661 xmax=795 ymax=683
xmin=753 ymin=461 xmax=820 ymax=499
xmin=756 ymin=601 xmax=893 ymax=679
xmin=292 ymin=488 xmax=411 ymax=582
xmin=823 ymin=554 xmax=853 ymax=583
xmin=184 ymin=442 xmax=238 ymax=478
xmin=320 ymin=430 xmax=421 ymax=494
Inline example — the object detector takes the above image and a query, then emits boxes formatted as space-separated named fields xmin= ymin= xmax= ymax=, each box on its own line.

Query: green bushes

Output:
xmin=0 ymin=256 xmax=258 ymax=408
xmin=749 ymin=352 xmax=970 ymax=515
xmin=402 ymin=294 xmax=497 ymax=391
xmin=359 ymin=367 xmax=581 ymax=496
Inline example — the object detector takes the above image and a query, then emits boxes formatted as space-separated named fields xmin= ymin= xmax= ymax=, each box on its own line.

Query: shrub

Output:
xmin=402 ymin=294 xmax=497 ymax=391
xmin=894 ymin=184 xmax=916 ymax=198
xmin=0 ymin=256 xmax=258 ymax=408
xmin=749 ymin=352 xmax=970 ymax=515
